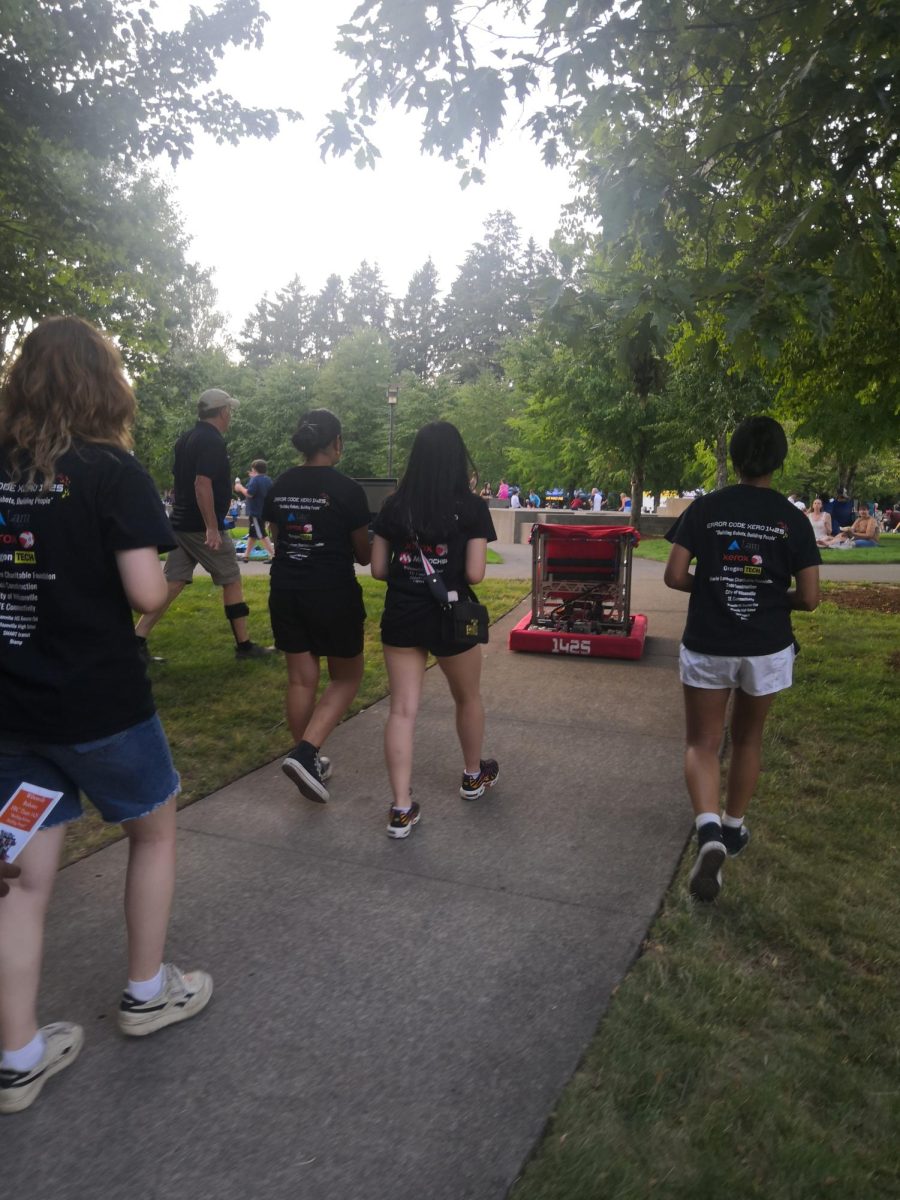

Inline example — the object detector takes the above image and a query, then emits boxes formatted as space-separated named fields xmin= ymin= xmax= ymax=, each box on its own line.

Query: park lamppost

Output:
xmin=387 ymin=386 xmax=398 ymax=476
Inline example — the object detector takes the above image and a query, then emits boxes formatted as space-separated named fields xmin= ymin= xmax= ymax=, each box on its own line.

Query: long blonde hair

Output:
xmin=0 ymin=316 xmax=136 ymax=488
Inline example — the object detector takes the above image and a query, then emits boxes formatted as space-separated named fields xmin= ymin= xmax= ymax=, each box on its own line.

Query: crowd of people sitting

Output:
xmin=477 ymin=481 xmax=631 ymax=513
xmin=796 ymin=491 xmax=896 ymax=548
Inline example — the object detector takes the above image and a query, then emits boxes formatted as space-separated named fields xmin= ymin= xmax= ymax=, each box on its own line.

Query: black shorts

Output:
xmin=380 ymin=607 xmax=474 ymax=659
xmin=269 ymin=583 xmax=366 ymax=658
xmin=247 ymin=515 xmax=266 ymax=540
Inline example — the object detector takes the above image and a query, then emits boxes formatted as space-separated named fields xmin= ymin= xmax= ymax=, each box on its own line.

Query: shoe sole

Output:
xmin=459 ymin=764 xmax=500 ymax=801
xmin=118 ymin=973 xmax=213 ymax=1037
xmin=689 ymin=841 xmax=726 ymax=902
xmin=0 ymin=1026 xmax=84 ymax=1114
xmin=387 ymin=811 xmax=421 ymax=839
xmin=282 ymin=757 xmax=329 ymax=803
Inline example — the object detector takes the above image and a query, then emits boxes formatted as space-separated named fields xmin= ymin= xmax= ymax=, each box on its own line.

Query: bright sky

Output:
xmin=155 ymin=1 xmax=573 ymax=335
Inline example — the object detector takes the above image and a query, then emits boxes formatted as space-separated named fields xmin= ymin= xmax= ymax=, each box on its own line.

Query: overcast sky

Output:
xmin=155 ymin=1 xmax=574 ymax=334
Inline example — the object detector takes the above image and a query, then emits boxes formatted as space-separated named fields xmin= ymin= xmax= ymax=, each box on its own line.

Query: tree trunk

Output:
xmin=715 ymin=429 xmax=729 ymax=490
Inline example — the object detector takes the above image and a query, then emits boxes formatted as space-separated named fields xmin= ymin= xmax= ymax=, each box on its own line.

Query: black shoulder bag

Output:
xmin=414 ymin=541 xmax=489 ymax=647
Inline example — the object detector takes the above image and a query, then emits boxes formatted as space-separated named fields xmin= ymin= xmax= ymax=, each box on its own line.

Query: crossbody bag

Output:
xmin=413 ymin=540 xmax=489 ymax=647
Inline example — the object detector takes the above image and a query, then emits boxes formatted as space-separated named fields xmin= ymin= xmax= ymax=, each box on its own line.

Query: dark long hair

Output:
xmin=729 ymin=416 xmax=788 ymax=479
xmin=391 ymin=421 xmax=475 ymax=539
xmin=0 ymin=316 xmax=135 ymax=487
xmin=291 ymin=408 xmax=342 ymax=459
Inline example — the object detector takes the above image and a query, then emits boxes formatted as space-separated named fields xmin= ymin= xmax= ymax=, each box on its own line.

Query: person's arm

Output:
xmin=788 ymin=564 xmax=819 ymax=611
xmin=464 ymin=537 xmax=488 ymax=585
xmin=370 ymin=533 xmax=390 ymax=580
xmin=823 ymin=513 xmax=832 ymax=536
xmin=194 ymin=475 xmax=221 ymax=549
xmin=116 ymin=546 xmax=169 ymax=613
xmin=663 ymin=543 xmax=694 ymax=593
xmin=234 ymin=479 xmax=249 ymax=497
xmin=351 ymin=524 xmax=372 ymax=566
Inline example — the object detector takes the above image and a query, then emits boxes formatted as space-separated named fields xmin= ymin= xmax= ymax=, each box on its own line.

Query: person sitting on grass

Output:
xmin=663 ymin=415 xmax=820 ymax=903
xmin=806 ymin=497 xmax=833 ymax=546
xmin=829 ymin=502 xmax=879 ymax=548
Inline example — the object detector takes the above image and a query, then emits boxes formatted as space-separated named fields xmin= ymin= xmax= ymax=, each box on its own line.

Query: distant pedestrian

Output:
xmin=591 ymin=487 xmax=603 ymax=512
xmin=267 ymin=409 xmax=372 ymax=803
xmin=0 ymin=317 xmax=211 ymax=1116
xmin=235 ymin=459 xmax=275 ymax=561
xmin=371 ymin=421 xmax=499 ymax=839
xmin=664 ymin=416 xmax=820 ymax=902
xmin=135 ymin=388 xmax=272 ymax=661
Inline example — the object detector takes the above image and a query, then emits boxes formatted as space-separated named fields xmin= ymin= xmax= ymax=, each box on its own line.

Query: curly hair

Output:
xmin=0 ymin=316 xmax=136 ymax=488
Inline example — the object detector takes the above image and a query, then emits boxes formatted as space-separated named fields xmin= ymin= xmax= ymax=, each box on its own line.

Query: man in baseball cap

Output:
xmin=135 ymin=387 xmax=272 ymax=662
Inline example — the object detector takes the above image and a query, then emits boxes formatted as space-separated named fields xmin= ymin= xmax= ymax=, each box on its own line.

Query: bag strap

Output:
xmin=413 ymin=538 xmax=451 ymax=606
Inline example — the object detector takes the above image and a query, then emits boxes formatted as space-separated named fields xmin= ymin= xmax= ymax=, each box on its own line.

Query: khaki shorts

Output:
xmin=679 ymin=644 xmax=796 ymax=696
xmin=164 ymin=530 xmax=241 ymax=587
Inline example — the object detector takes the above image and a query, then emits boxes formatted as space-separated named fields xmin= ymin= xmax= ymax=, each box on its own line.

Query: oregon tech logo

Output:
xmin=18 ymin=531 xmax=34 ymax=549
xmin=14 ymin=551 xmax=35 ymax=564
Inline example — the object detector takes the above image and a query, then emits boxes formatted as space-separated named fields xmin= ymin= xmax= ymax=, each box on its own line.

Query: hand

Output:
xmin=0 ymin=861 xmax=21 ymax=897
xmin=205 ymin=526 xmax=222 ymax=551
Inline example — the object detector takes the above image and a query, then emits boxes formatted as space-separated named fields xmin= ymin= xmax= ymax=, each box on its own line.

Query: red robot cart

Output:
xmin=508 ymin=523 xmax=648 ymax=659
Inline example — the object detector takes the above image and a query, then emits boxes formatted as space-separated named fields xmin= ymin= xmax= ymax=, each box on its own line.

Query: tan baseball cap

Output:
xmin=198 ymin=388 xmax=240 ymax=415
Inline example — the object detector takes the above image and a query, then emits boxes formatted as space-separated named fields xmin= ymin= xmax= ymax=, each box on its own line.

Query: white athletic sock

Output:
xmin=695 ymin=813 xmax=722 ymax=831
xmin=1 ymin=1030 xmax=46 ymax=1073
xmin=127 ymin=964 xmax=165 ymax=1002
xmin=722 ymin=813 xmax=744 ymax=829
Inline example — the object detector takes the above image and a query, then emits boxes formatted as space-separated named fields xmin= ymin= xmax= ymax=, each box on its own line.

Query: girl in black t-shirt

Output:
xmin=371 ymin=421 xmax=499 ymax=839
xmin=0 ymin=317 xmax=210 ymax=1115
xmin=268 ymin=409 xmax=372 ymax=805
xmin=664 ymin=416 xmax=820 ymax=903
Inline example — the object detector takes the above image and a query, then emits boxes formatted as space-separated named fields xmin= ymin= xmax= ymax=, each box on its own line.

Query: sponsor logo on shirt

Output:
xmin=14 ymin=551 xmax=35 ymax=564
xmin=18 ymin=531 xmax=34 ymax=549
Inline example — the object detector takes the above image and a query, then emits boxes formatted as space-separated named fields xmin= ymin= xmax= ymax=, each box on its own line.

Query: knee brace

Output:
xmin=225 ymin=601 xmax=249 ymax=621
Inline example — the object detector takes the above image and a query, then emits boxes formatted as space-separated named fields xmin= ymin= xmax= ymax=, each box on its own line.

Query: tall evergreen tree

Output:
xmin=345 ymin=260 xmax=391 ymax=331
xmin=440 ymin=211 xmax=534 ymax=380
xmin=238 ymin=276 xmax=313 ymax=366
xmin=310 ymin=274 xmax=348 ymax=364
xmin=392 ymin=259 xmax=443 ymax=380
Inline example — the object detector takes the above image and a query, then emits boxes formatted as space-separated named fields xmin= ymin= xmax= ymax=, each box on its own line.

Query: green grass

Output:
xmin=61 ymin=574 xmax=528 ymax=865
xmin=634 ymin=534 xmax=900 ymax=565
xmin=510 ymin=583 xmax=900 ymax=1200
xmin=487 ymin=547 xmax=503 ymax=563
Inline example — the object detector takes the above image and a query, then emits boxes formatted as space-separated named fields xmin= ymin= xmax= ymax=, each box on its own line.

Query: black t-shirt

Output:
xmin=0 ymin=443 xmax=175 ymax=742
xmin=263 ymin=465 xmax=370 ymax=590
xmin=170 ymin=421 xmax=232 ymax=531
xmin=666 ymin=484 xmax=820 ymax=655
xmin=373 ymin=492 xmax=496 ymax=621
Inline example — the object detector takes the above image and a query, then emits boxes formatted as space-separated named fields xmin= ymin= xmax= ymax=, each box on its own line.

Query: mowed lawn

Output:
xmin=634 ymin=533 xmax=900 ymax=566
xmin=510 ymin=583 xmax=899 ymax=1200
xmin=61 ymin=574 xmax=528 ymax=864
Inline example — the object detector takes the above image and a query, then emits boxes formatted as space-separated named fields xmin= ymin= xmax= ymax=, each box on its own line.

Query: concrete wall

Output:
xmin=490 ymin=507 xmax=681 ymax=543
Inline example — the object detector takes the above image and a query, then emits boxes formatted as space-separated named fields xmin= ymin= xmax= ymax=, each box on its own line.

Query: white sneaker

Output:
xmin=118 ymin=963 xmax=213 ymax=1037
xmin=0 ymin=1022 xmax=84 ymax=1114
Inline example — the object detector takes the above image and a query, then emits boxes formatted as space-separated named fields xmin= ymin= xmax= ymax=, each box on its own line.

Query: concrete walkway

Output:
xmin=6 ymin=549 xmax=894 ymax=1198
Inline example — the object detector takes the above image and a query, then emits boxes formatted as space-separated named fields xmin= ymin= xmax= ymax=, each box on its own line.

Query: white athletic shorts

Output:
xmin=679 ymin=644 xmax=796 ymax=696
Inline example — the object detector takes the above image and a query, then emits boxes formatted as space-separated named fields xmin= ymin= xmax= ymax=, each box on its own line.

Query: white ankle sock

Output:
xmin=695 ymin=813 xmax=722 ymax=831
xmin=127 ymin=964 xmax=165 ymax=1002
xmin=1 ymin=1030 xmax=46 ymax=1072
xmin=722 ymin=813 xmax=744 ymax=829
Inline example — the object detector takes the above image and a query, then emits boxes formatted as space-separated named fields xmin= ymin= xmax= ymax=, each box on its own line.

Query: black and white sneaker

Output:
xmin=689 ymin=823 xmax=727 ymax=902
xmin=118 ymin=964 xmax=213 ymax=1037
xmin=0 ymin=1022 xmax=83 ymax=1114
xmin=318 ymin=755 xmax=333 ymax=783
xmin=459 ymin=758 xmax=500 ymax=800
xmin=387 ymin=800 xmax=421 ymax=839
xmin=282 ymin=740 xmax=330 ymax=803
xmin=722 ymin=822 xmax=750 ymax=857
xmin=235 ymin=640 xmax=275 ymax=660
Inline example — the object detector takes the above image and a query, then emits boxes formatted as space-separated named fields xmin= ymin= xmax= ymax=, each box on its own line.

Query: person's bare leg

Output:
xmin=222 ymin=579 xmax=249 ymax=644
xmin=437 ymin=647 xmax=485 ymax=771
xmin=383 ymin=646 xmax=427 ymax=807
xmin=682 ymin=685 xmax=731 ymax=816
xmin=724 ymin=690 xmax=777 ymax=820
xmin=0 ymin=826 xmax=66 ymax=1051
xmin=285 ymin=652 xmax=320 ymax=743
xmin=304 ymin=654 xmax=364 ymax=749
xmin=135 ymin=579 xmax=186 ymax=639
xmin=122 ymin=797 xmax=177 ymax=983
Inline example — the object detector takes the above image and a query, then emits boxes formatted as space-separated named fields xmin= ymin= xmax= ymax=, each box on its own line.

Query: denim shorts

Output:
xmin=0 ymin=714 xmax=180 ymax=829
xmin=679 ymin=644 xmax=796 ymax=697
